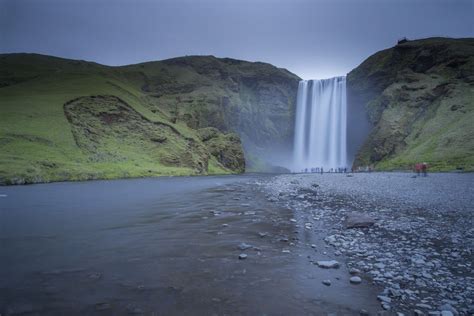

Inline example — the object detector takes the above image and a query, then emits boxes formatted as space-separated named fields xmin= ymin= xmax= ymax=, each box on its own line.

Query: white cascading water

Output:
xmin=292 ymin=76 xmax=347 ymax=172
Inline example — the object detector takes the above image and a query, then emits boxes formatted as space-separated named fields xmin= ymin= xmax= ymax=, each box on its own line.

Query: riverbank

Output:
xmin=262 ymin=172 xmax=474 ymax=314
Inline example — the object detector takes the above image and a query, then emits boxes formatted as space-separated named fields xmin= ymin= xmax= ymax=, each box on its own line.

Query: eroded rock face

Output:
xmin=123 ymin=55 xmax=300 ymax=170
xmin=347 ymin=38 xmax=474 ymax=171
xmin=64 ymin=95 xmax=212 ymax=175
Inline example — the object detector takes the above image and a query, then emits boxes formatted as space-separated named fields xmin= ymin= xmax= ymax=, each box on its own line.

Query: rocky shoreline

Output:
xmin=260 ymin=172 xmax=474 ymax=315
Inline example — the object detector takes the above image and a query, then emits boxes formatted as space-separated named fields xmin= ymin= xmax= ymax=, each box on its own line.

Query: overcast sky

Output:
xmin=1 ymin=0 xmax=472 ymax=79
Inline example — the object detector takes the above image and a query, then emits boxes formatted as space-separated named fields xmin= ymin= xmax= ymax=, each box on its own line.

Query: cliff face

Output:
xmin=117 ymin=56 xmax=300 ymax=170
xmin=0 ymin=54 xmax=297 ymax=184
xmin=347 ymin=38 xmax=474 ymax=171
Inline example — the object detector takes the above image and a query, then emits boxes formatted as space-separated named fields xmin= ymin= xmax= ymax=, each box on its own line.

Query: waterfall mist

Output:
xmin=292 ymin=77 xmax=347 ymax=172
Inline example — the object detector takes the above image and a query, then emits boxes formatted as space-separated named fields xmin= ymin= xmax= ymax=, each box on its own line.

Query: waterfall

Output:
xmin=292 ymin=76 xmax=347 ymax=172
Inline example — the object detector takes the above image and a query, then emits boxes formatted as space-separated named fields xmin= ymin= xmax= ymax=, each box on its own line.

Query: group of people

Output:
xmin=414 ymin=162 xmax=429 ymax=176
xmin=300 ymin=167 xmax=348 ymax=174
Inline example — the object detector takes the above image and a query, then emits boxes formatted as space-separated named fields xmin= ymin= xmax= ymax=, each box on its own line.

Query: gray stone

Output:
xmin=416 ymin=303 xmax=433 ymax=309
xmin=377 ymin=295 xmax=392 ymax=303
xmin=349 ymin=268 xmax=361 ymax=275
xmin=344 ymin=212 xmax=376 ymax=229
xmin=438 ymin=304 xmax=458 ymax=315
xmin=322 ymin=279 xmax=331 ymax=286
xmin=238 ymin=242 xmax=252 ymax=250
xmin=382 ymin=302 xmax=391 ymax=310
xmin=238 ymin=253 xmax=247 ymax=260
xmin=95 ymin=302 xmax=111 ymax=311
xmin=350 ymin=276 xmax=362 ymax=284
xmin=315 ymin=260 xmax=340 ymax=269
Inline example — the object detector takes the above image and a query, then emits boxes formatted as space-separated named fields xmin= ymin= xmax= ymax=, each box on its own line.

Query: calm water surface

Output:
xmin=1 ymin=175 xmax=380 ymax=315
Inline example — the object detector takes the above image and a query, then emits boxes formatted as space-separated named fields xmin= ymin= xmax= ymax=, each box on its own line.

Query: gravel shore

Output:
xmin=262 ymin=172 xmax=474 ymax=315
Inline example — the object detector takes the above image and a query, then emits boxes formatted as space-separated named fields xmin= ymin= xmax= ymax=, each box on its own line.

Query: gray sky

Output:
xmin=1 ymin=0 xmax=472 ymax=79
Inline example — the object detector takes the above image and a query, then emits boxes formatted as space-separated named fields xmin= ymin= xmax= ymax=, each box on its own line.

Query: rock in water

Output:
xmin=315 ymin=260 xmax=340 ymax=269
xmin=238 ymin=253 xmax=248 ymax=260
xmin=344 ymin=212 xmax=375 ymax=228
xmin=238 ymin=242 xmax=252 ymax=250
xmin=322 ymin=279 xmax=331 ymax=286
xmin=350 ymin=276 xmax=362 ymax=284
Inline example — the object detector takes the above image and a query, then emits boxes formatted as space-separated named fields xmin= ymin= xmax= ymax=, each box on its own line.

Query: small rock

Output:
xmin=377 ymin=295 xmax=392 ymax=303
xmin=238 ymin=242 xmax=252 ymax=250
xmin=350 ymin=276 xmax=362 ymax=284
xmin=290 ymin=218 xmax=297 ymax=223
xmin=322 ymin=279 xmax=331 ymax=286
xmin=438 ymin=304 xmax=458 ymax=315
xmin=382 ymin=303 xmax=391 ymax=310
xmin=95 ymin=302 xmax=111 ymax=311
xmin=87 ymin=272 xmax=102 ymax=280
xmin=126 ymin=304 xmax=144 ymax=314
xmin=344 ymin=212 xmax=376 ymax=229
xmin=349 ymin=268 xmax=361 ymax=275
xmin=238 ymin=253 xmax=247 ymax=260
xmin=315 ymin=260 xmax=340 ymax=269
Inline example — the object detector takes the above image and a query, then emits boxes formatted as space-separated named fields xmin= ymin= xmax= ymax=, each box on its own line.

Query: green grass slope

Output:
xmin=0 ymin=54 xmax=249 ymax=184
xmin=347 ymin=38 xmax=474 ymax=171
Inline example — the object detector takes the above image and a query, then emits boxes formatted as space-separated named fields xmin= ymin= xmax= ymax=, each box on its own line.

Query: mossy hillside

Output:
xmin=347 ymin=38 xmax=474 ymax=171
xmin=0 ymin=54 xmax=236 ymax=184
xmin=116 ymin=56 xmax=300 ymax=166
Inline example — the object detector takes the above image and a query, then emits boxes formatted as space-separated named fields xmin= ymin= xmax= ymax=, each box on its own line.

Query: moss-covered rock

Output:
xmin=198 ymin=127 xmax=245 ymax=173
xmin=347 ymin=37 xmax=474 ymax=171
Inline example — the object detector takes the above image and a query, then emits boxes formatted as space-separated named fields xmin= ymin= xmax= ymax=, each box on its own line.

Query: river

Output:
xmin=1 ymin=175 xmax=382 ymax=315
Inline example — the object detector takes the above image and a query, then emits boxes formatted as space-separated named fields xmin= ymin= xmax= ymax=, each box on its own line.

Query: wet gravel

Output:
xmin=262 ymin=172 xmax=474 ymax=315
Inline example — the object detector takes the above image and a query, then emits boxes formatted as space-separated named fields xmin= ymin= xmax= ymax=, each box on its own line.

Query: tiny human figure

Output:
xmin=320 ymin=167 xmax=324 ymax=174
xmin=421 ymin=162 xmax=428 ymax=177
xmin=415 ymin=163 xmax=421 ymax=176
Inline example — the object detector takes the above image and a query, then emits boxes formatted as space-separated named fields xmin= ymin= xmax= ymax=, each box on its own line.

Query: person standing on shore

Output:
xmin=415 ymin=163 xmax=421 ymax=176
xmin=422 ymin=162 xmax=428 ymax=177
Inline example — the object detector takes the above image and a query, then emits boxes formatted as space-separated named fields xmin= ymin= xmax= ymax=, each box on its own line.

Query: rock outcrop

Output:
xmin=347 ymin=38 xmax=474 ymax=171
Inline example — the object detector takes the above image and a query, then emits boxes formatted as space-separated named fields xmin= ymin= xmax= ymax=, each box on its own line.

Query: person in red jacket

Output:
xmin=415 ymin=163 xmax=421 ymax=176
